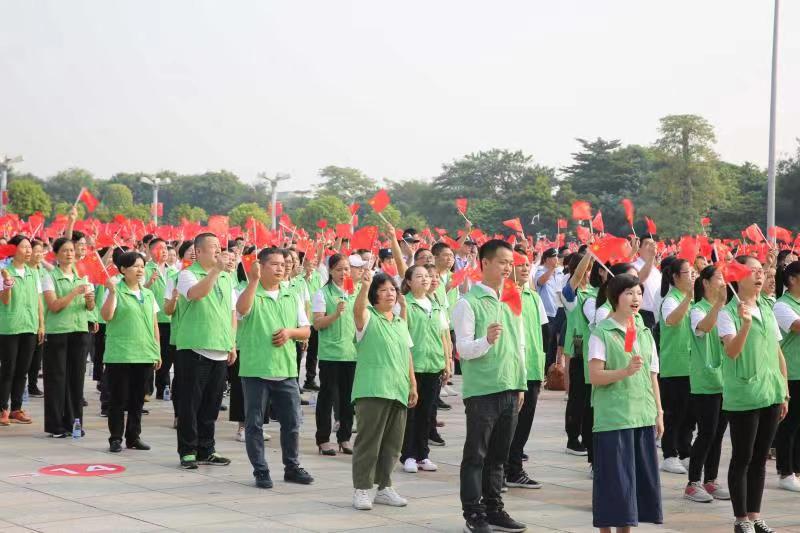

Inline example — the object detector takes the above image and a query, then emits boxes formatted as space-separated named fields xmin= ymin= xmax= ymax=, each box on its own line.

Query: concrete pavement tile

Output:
xmin=4 ymin=501 xmax=107 ymax=526
xmin=25 ymin=514 xmax=166 ymax=533
xmin=74 ymin=490 xmax=197 ymax=512
xmin=271 ymin=506 xmax=396 ymax=532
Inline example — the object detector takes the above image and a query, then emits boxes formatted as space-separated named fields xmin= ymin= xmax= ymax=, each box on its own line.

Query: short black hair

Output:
xmin=116 ymin=250 xmax=144 ymax=271
xmin=478 ymin=239 xmax=512 ymax=263
xmin=148 ymin=237 xmax=165 ymax=249
xmin=52 ymin=237 xmax=72 ymax=254
xmin=777 ymin=260 xmax=800 ymax=298
xmin=640 ymin=232 xmax=658 ymax=243
xmin=368 ymin=272 xmax=398 ymax=306
xmin=413 ymin=248 xmax=431 ymax=260
xmin=193 ymin=232 xmax=218 ymax=249
xmin=606 ymin=273 xmax=643 ymax=311
xmin=257 ymin=247 xmax=284 ymax=264
xmin=142 ymin=234 xmax=154 ymax=245
xmin=431 ymin=242 xmax=452 ymax=257
xmin=8 ymin=234 xmax=30 ymax=247
xmin=70 ymin=230 xmax=85 ymax=243
xmin=694 ymin=265 xmax=718 ymax=302
xmin=178 ymin=240 xmax=194 ymax=259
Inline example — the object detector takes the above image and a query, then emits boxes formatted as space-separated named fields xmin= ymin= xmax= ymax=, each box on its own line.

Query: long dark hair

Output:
xmin=401 ymin=265 xmax=427 ymax=295
xmin=694 ymin=265 xmax=718 ymax=303
xmin=596 ymin=262 xmax=636 ymax=309
xmin=658 ymin=256 xmax=678 ymax=298
xmin=776 ymin=260 xmax=800 ymax=298
xmin=325 ymin=253 xmax=347 ymax=285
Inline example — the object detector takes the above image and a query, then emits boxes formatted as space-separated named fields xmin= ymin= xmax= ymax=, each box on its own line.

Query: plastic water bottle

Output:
xmin=163 ymin=385 xmax=171 ymax=402
xmin=72 ymin=418 xmax=82 ymax=439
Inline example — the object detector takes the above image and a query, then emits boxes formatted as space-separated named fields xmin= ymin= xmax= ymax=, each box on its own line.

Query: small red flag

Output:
xmin=77 ymin=188 xmax=99 ymax=212
xmin=645 ymin=217 xmax=657 ymax=235
xmin=767 ymin=226 xmax=792 ymax=243
xmin=717 ymin=260 xmax=752 ymax=283
xmin=382 ymin=262 xmax=398 ymax=278
xmin=591 ymin=211 xmax=605 ymax=232
xmin=513 ymin=252 xmax=528 ymax=266
xmin=456 ymin=198 xmax=468 ymax=215
xmin=336 ymin=224 xmax=353 ymax=239
xmin=557 ymin=218 xmax=568 ymax=230
xmin=624 ymin=315 xmax=636 ymax=353
xmin=207 ymin=215 xmax=229 ymax=239
xmin=342 ymin=275 xmax=355 ymax=295
xmin=677 ymin=235 xmax=699 ymax=261
xmin=700 ymin=217 xmax=711 ymax=227
xmin=743 ymin=224 xmax=764 ymax=243
xmin=0 ymin=244 xmax=17 ymax=259
xmin=500 ymin=277 xmax=522 ymax=316
xmin=576 ymin=225 xmax=590 ymax=243
xmin=621 ymin=199 xmax=635 ymax=226
xmin=589 ymin=235 xmax=629 ymax=264
xmin=571 ymin=201 xmax=592 ymax=221
xmin=368 ymin=189 xmax=391 ymax=214
xmin=434 ymin=227 xmax=447 ymax=236
xmin=75 ymin=253 xmax=109 ymax=285
xmin=351 ymin=226 xmax=378 ymax=250
xmin=241 ymin=253 xmax=258 ymax=277
xmin=348 ymin=203 xmax=360 ymax=216
xmin=502 ymin=218 xmax=523 ymax=233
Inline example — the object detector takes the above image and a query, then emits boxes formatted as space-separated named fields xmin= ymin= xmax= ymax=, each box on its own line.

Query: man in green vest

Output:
xmin=144 ymin=238 xmax=177 ymax=400
xmin=452 ymin=239 xmax=527 ymax=533
xmin=237 ymin=248 xmax=314 ymax=489
xmin=174 ymin=233 xmax=237 ymax=470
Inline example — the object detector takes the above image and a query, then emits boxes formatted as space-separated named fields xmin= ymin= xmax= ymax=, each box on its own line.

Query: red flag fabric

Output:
xmin=621 ymin=199 xmax=635 ymax=226
xmin=645 ymin=217 xmax=657 ymax=235
xmin=241 ymin=253 xmax=258 ymax=277
xmin=348 ymin=203 xmax=360 ymax=216
xmin=350 ymin=226 xmax=378 ymax=250
xmin=75 ymin=253 xmax=109 ymax=285
xmin=557 ymin=218 xmax=568 ymax=230
xmin=624 ymin=315 xmax=636 ymax=353
xmin=513 ymin=252 xmax=528 ymax=266
xmin=336 ymin=224 xmax=353 ymax=239
xmin=0 ymin=191 xmax=7 ymax=206
xmin=506 ymin=234 xmax=517 ymax=246
xmin=456 ymin=198 xmax=468 ymax=215
xmin=279 ymin=214 xmax=292 ymax=228
xmin=768 ymin=226 xmax=793 ymax=243
xmin=434 ymin=227 xmax=447 ymax=236
xmin=502 ymin=218 xmax=523 ymax=233
xmin=677 ymin=235 xmax=699 ymax=261
xmin=743 ymin=224 xmax=764 ymax=243
xmin=77 ymin=188 xmax=99 ymax=212
xmin=368 ymin=189 xmax=391 ymax=214
xmin=207 ymin=215 xmax=229 ymax=239
xmin=382 ymin=261 xmax=398 ymax=278
xmin=275 ymin=201 xmax=283 ymax=217
xmin=249 ymin=218 xmax=278 ymax=248
xmin=571 ymin=201 xmax=592 ymax=221
xmin=591 ymin=211 xmax=605 ymax=232
xmin=500 ymin=278 xmax=522 ymax=316
xmin=576 ymin=225 xmax=590 ymax=243
xmin=700 ymin=217 xmax=711 ymax=227
xmin=589 ymin=235 xmax=629 ymax=264
xmin=316 ymin=219 xmax=328 ymax=229
xmin=342 ymin=275 xmax=355 ymax=295
xmin=0 ymin=244 xmax=17 ymax=259
xmin=717 ymin=260 xmax=752 ymax=283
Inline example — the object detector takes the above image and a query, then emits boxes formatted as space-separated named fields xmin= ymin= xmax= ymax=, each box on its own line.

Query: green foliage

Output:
xmin=295 ymin=195 xmax=351 ymax=231
xmin=100 ymin=183 xmax=134 ymax=212
xmin=7 ymin=179 xmax=51 ymax=217
xmin=43 ymin=168 xmax=95 ymax=205
xmin=53 ymin=202 xmax=85 ymax=218
xmin=124 ymin=204 xmax=154 ymax=221
xmin=170 ymin=204 xmax=208 ymax=224
xmin=228 ymin=202 xmax=269 ymax=227
xmin=316 ymin=166 xmax=377 ymax=202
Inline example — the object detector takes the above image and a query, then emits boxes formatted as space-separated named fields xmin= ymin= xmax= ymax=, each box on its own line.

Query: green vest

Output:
xmin=591 ymin=318 xmax=658 ymax=432
xmin=460 ymin=285 xmax=526 ymax=399
xmin=44 ymin=266 xmax=91 ymax=334
xmin=104 ymin=281 xmax=160 ymax=364
xmin=520 ymin=285 xmax=545 ymax=381
xmin=0 ymin=264 xmax=40 ymax=335
xmin=688 ymin=299 xmax=724 ymax=394
xmin=238 ymin=284 xmax=301 ymax=378
xmin=316 ymin=283 xmax=357 ymax=362
xmin=303 ymin=270 xmax=322 ymax=303
xmin=351 ymin=307 xmax=412 ymax=405
xmin=167 ymin=269 xmax=181 ymax=345
xmin=405 ymin=293 xmax=446 ymax=373
xmin=658 ymin=287 xmax=692 ymax=377
xmin=145 ymin=261 xmax=176 ymax=323
xmin=174 ymin=262 xmax=235 ymax=352
xmin=93 ymin=284 xmax=105 ymax=324
xmin=721 ymin=296 xmax=786 ymax=411
xmin=777 ymin=292 xmax=800 ymax=380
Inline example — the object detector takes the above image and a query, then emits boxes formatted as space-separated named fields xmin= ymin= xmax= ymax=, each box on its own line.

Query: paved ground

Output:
xmin=2 ymin=374 xmax=800 ymax=533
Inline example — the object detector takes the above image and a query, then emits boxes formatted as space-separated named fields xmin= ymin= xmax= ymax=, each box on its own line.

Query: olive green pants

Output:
xmin=352 ymin=397 xmax=407 ymax=490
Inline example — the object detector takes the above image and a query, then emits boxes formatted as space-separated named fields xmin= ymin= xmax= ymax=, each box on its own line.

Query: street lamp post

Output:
xmin=766 ymin=0 xmax=780 ymax=243
xmin=0 ymin=155 xmax=24 ymax=216
xmin=140 ymin=175 xmax=171 ymax=226
xmin=259 ymin=172 xmax=290 ymax=230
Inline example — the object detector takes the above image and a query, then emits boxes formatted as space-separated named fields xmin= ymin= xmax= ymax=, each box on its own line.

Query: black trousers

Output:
xmin=727 ymin=404 xmax=781 ymax=517
xmin=688 ymin=393 xmax=727 ymax=483
xmin=0 ymin=333 xmax=37 ymax=412
xmin=545 ymin=308 xmax=565 ymax=369
xmin=565 ymin=355 xmax=591 ymax=450
xmin=401 ymin=372 xmax=439 ymax=462
xmin=296 ymin=327 xmax=319 ymax=385
xmin=155 ymin=323 xmax=174 ymax=397
xmin=506 ymin=380 xmax=541 ymax=477
xmin=776 ymin=380 xmax=800 ymax=476
xmin=43 ymin=332 xmax=88 ymax=435
xmin=28 ymin=342 xmax=43 ymax=392
xmin=460 ymin=391 xmax=519 ymax=518
xmin=92 ymin=324 xmax=105 ymax=382
xmin=106 ymin=362 xmax=151 ymax=444
xmin=660 ymin=376 xmax=695 ymax=459
xmin=175 ymin=350 xmax=227 ymax=458
xmin=315 ymin=360 xmax=355 ymax=445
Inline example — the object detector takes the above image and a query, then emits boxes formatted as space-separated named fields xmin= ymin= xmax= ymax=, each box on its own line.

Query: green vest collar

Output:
xmin=52 ymin=265 xmax=78 ymax=281
xmin=256 ymin=283 xmax=293 ymax=301
xmin=116 ymin=280 xmax=144 ymax=297
xmin=595 ymin=315 xmax=631 ymax=334
xmin=468 ymin=283 xmax=500 ymax=301
xmin=368 ymin=305 xmax=402 ymax=324
xmin=7 ymin=263 xmax=31 ymax=279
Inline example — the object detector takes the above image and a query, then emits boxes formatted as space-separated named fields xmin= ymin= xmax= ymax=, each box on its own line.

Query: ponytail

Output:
xmin=776 ymin=260 xmax=800 ymax=298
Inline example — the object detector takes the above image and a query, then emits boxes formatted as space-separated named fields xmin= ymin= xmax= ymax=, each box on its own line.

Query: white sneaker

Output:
xmin=263 ymin=429 xmax=271 ymax=441
xmin=374 ymin=486 xmax=407 ymax=507
xmin=661 ymin=457 xmax=688 ymax=474
xmin=439 ymin=388 xmax=450 ymax=398
xmin=443 ymin=384 xmax=458 ymax=396
xmin=417 ymin=459 xmax=438 ymax=471
xmin=779 ymin=474 xmax=800 ymax=492
xmin=680 ymin=457 xmax=691 ymax=470
xmin=235 ymin=427 xmax=245 ymax=442
xmin=353 ymin=489 xmax=373 ymax=510
xmin=403 ymin=458 xmax=419 ymax=473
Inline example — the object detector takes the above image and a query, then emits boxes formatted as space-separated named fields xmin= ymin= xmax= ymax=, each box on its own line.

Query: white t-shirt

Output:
xmin=588 ymin=321 xmax=660 ymax=373
xmin=583 ymin=297 xmax=597 ymax=327
xmin=355 ymin=311 xmax=415 ymax=346
xmin=100 ymin=286 xmax=160 ymax=315
xmin=311 ymin=284 xmax=347 ymax=314
xmin=177 ymin=269 xmax=237 ymax=361
xmin=633 ymin=257 xmax=662 ymax=316
xmin=773 ymin=301 xmax=800 ymax=334
xmin=660 ymin=295 xmax=680 ymax=322
xmin=690 ymin=308 xmax=709 ymax=338
xmin=717 ymin=306 xmax=783 ymax=341
xmin=41 ymin=271 xmax=93 ymax=293
xmin=13 ymin=268 xmax=42 ymax=293
xmin=595 ymin=303 xmax=610 ymax=326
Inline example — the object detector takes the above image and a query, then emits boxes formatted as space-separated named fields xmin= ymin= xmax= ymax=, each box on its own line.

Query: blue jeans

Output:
xmin=241 ymin=377 xmax=302 ymax=475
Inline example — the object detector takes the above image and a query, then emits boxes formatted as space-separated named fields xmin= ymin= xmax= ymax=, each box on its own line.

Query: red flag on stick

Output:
xmin=368 ymin=189 xmax=390 ymax=214
xmin=576 ymin=225 xmax=590 ymax=243
xmin=571 ymin=201 xmax=592 ymax=221
xmin=316 ymin=219 xmax=328 ymax=229
xmin=717 ymin=260 xmax=752 ymax=283
xmin=624 ymin=315 xmax=636 ymax=353
xmin=207 ymin=215 xmax=229 ymax=240
xmin=241 ymin=253 xmax=258 ymax=278
xmin=342 ymin=275 xmax=355 ymax=295
xmin=336 ymin=224 xmax=353 ymax=239
xmin=621 ymin=199 xmax=635 ymax=226
xmin=0 ymin=244 xmax=17 ymax=259
xmin=350 ymin=226 xmax=378 ymax=250
xmin=743 ymin=224 xmax=765 ymax=243
xmin=502 ymin=218 xmax=523 ymax=233
xmin=348 ymin=203 xmax=360 ymax=216
xmin=700 ymin=217 xmax=711 ymax=227
xmin=76 ymin=188 xmax=99 ymax=212
xmin=557 ymin=218 xmax=568 ymax=230
xmin=768 ymin=226 xmax=792 ymax=243
xmin=645 ymin=217 xmax=658 ymax=235
xmin=589 ymin=235 xmax=629 ymax=264
xmin=456 ymin=198 xmax=468 ymax=215
xmin=591 ymin=211 xmax=605 ymax=232
xmin=75 ymin=252 xmax=109 ymax=285
xmin=500 ymin=278 xmax=522 ymax=316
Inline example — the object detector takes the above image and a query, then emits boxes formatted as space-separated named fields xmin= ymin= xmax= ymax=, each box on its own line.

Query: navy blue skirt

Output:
xmin=592 ymin=426 xmax=663 ymax=528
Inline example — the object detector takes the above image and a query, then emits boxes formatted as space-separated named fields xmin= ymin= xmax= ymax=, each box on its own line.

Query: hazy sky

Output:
xmin=1 ymin=1 xmax=798 ymax=192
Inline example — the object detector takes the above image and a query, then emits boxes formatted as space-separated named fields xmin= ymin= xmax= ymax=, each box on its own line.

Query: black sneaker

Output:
xmin=303 ymin=382 xmax=320 ymax=391
xmin=82 ymin=398 xmax=88 ymax=407
xmin=100 ymin=409 xmax=108 ymax=418
xmin=197 ymin=453 xmax=231 ymax=466
xmin=219 ymin=404 xmax=228 ymax=412
xmin=254 ymin=470 xmax=273 ymax=489
xmin=753 ymin=519 xmax=775 ymax=533
xmin=429 ymin=434 xmax=446 ymax=447
xmin=486 ymin=510 xmax=527 ymax=532
xmin=464 ymin=513 xmax=492 ymax=533
xmin=180 ymin=455 xmax=198 ymax=469
xmin=284 ymin=466 xmax=314 ymax=485
xmin=566 ymin=440 xmax=588 ymax=456
xmin=301 ymin=398 xmax=310 ymax=406
xmin=126 ymin=439 xmax=151 ymax=451
xmin=521 ymin=453 xmax=529 ymax=462
xmin=734 ymin=521 xmax=755 ymax=533
xmin=436 ymin=398 xmax=452 ymax=411
xmin=109 ymin=440 xmax=122 ymax=453
xmin=505 ymin=471 xmax=542 ymax=489
xmin=28 ymin=388 xmax=44 ymax=398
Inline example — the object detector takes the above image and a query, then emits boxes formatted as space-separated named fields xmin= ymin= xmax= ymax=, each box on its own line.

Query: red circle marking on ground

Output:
xmin=37 ymin=464 xmax=126 ymax=477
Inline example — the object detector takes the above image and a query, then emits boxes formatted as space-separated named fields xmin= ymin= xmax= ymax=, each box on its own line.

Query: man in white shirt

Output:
xmin=633 ymin=234 xmax=662 ymax=331
xmin=534 ymin=248 xmax=564 ymax=368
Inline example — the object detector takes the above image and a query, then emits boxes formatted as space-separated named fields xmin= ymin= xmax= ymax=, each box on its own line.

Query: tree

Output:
xmin=776 ymin=141 xmax=800 ymax=231
xmin=170 ymin=204 xmax=208 ymax=224
xmin=53 ymin=202 xmax=85 ymax=218
xmin=228 ymin=202 xmax=269 ymax=227
xmin=711 ymin=162 xmax=766 ymax=236
xmin=43 ymin=168 xmax=95 ymax=205
xmin=7 ymin=179 xmax=51 ymax=218
xmin=168 ymin=171 xmax=255 ymax=216
xmin=124 ymin=204 xmax=153 ymax=221
xmin=100 ymin=183 xmax=134 ymax=212
xmin=295 ymin=195 xmax=350 ymax=231
xmin=316 ymin=166 xmax=378 ymax=202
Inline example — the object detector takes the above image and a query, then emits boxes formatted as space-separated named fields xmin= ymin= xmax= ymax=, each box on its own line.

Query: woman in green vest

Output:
xmin=0 ymin=235 xmax=43 ymax=425
xmin=718 ymin=255 xmax=789 ymax=533
xmin=773 ymin=260 xmax=800 ymax=491
xmin=658 ymin=257 xmax=696 ymax=475
xmin=351 ymin=270 xmax=417 ymax=511
xmin=299 ymin=249 xmax=323 ymax=392
xmin=100 ymin=251 xmax=161 ymax=453
xmin=398 ymin=265 xmax=448 ymax=474
xmin=26 ymin=238 xmax=47 ymax=399
xmin=312 ymin=253 xmax=357 ymax=455
xmin=42 ymin=237 xmax=95 ymax=438
xmin=144 ymin=238 xmax=177 ymax=400
xmin=683 ymin=265 xmax=730 ymax=503
xmin=588 ymin=273 xmax=663 ymax=531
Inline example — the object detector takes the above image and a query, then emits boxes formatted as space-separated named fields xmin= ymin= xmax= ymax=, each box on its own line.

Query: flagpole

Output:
xmin=766 ymin=0 xmax=780 ymax=246
xmin=73 ymin=187 xmax=85 ymax=209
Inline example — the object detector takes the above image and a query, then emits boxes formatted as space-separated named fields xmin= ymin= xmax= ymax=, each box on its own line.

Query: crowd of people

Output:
xmin=1 ymin=205 xmax=799 ymax=533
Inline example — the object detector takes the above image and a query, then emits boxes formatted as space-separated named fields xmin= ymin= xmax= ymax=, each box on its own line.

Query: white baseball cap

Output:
xmin=348 ymin=254 xmax=366 ymax=268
